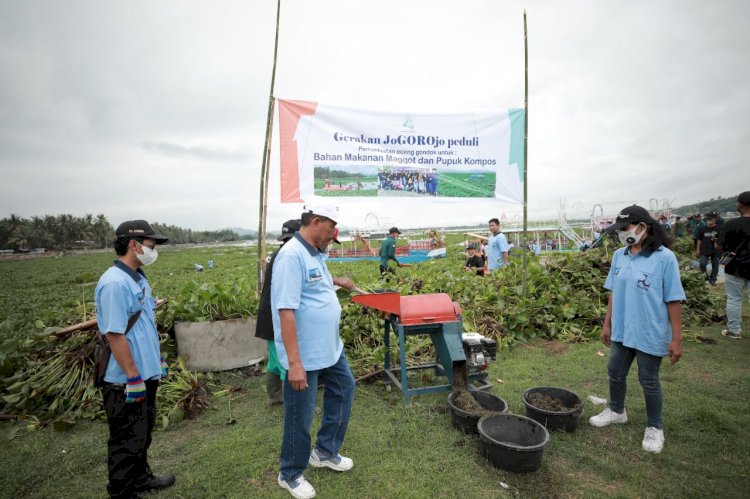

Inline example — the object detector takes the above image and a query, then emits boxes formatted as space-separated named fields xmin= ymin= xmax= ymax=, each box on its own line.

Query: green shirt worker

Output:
xmin=379 ymin=227 xmax=406 ymax=275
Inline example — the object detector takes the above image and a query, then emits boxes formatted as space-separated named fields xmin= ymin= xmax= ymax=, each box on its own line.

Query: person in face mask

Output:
xmin=589 ymin=205 xmax=686 ymax=455
xmin=94 ymin=220 xmax=175 ymax=498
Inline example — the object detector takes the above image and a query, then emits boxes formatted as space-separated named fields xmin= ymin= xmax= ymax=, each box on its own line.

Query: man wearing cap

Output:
xmin=486 ymin=218 xmax=510 ymax=272
xmin=464 ymin=243 xmax=485 ymax=276
xmin=271 ymin=203 xmax=356 ymax=499
xmin=717 ymin=191 xmax=750 ymax=340
xmin=696 ymin=213 xmax=721 ymax=286
xmin=255 ymin=219 xmax=302 ymax=406
xmin=379 ymin=227 xmax=406 ymax=276
xmin=94 ymin=220 xmax=175 ymax=498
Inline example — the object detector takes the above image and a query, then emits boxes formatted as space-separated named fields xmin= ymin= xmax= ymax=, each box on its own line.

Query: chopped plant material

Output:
xmin=452 ymin=390 xmax=504 ymax=417
xmin=527 ymin=392 xmax=582 ymax=412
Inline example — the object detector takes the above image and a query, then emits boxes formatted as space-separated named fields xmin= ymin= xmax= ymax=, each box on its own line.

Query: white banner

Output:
xmin=278 ymin=100 xmax=525 ymax=204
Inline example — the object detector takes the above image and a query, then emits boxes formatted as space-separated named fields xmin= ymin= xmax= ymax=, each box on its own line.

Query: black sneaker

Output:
xmin=134 ymin=474 xmax=176 ymax=492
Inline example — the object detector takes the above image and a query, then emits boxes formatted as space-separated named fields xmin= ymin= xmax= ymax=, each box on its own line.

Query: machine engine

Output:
xmin=461 ymin=332 xmax=497 ymax=373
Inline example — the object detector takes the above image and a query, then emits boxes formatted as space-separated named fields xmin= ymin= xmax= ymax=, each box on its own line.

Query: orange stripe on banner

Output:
xmin=278 ymin=99 xmax=318 ymax=203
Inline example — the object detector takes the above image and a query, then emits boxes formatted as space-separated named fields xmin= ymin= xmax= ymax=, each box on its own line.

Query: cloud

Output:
xmin=142 ymin=140 xmax=251 ymax=162
xmin=1 ymin=0 xmax=749 ymax=230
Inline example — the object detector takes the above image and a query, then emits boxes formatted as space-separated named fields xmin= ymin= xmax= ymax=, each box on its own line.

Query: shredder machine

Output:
xmin=352 ymin=290 xmax=497 ymax=405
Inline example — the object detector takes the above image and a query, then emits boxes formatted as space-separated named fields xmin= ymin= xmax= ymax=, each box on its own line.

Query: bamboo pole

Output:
xmin=257 ymin=0 xmax=282 ymax=292
xmin=51 ymin=299 xmax=168 ymax=338
xmin=521 ymin=11 xmax=530 ymax=296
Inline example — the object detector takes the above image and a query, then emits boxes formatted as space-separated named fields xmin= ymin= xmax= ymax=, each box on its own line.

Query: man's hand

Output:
xmin=600 ymin=325 xmax=612 ymax=347
xmin=160 ymin=356 xmax=169 ymax=379
xmin=668 ymin=340 xmax=683 ymax=364
xmin=333 ymin=276 xmax=355 ymax=290
xmin=287 ymin=362 xmax=308 ymax=391
xmin=125 ymin=375 xmax=147 ymax=403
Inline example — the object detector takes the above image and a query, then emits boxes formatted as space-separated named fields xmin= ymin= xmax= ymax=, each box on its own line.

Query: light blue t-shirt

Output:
xmin=487 ymin=232 xmax=510 ymax=271
xmin=604 ymin=245 xmax=686 ymax=357
xmin=271 ymin=233 xmax=343 ymax=371
xmin=95 ymin=261 xmax=162 ymax=383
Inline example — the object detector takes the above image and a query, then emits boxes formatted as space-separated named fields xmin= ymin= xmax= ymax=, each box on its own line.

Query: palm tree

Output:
xmin=93 ymin=214 xmax=112 ymax=248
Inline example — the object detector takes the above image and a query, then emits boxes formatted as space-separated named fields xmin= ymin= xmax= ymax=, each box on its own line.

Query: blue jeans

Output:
xmin=725 ymin=273 xmax=750 ymax=334
xmin=699 ymin=253 xmax=719 ymax=282
xmin=280 ymin=352 xmax=355 ymax=481
xmin=607 ymin=342 xmax=664 ymax=429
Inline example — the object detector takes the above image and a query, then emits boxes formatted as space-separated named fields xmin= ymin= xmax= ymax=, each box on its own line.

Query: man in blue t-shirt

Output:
xmin=94 ymin=220 xmax=175 ymax=498
xmin=271 ymin=203 xmax=357 ymax=499
xmin=486 ymin=218 xmax=510 ymax=272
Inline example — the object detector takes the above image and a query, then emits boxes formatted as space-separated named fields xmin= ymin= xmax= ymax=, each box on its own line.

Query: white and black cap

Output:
xmin=115 ymin=220 xmax=169 ymax=244
xmin=609 ymin=205 xmax=654 ymax=231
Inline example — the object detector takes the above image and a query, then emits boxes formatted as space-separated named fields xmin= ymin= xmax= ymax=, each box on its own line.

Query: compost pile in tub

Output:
xmin=527 ymin=392 xmax=583 ymax=411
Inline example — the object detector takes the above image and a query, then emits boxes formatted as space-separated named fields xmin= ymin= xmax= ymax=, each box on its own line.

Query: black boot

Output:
xmin=266 ymin=373 xmax=283 ymax=406
xmin=134 ymin=473 xmax=176 ymax=492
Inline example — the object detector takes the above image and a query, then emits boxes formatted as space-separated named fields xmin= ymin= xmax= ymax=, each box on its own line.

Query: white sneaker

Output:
xmin=308 ymin=448 xmax=354 ymax=472
xmin=589 ymin=407 xmax=628 ymax=427
xmin=642 ymin=427 xmax=665 ymax=453
xmin=722 ymin=330 xmax=741 ymax=340
xmin=278 ymin=473 xmax=316 ymax=499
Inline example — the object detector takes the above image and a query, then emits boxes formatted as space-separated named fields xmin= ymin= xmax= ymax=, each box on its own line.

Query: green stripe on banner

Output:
xmin=508 ymin=108 xmax=526 ymax=183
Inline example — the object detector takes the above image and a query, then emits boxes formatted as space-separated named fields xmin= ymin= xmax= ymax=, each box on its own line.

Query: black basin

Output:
xmin=478 ymin=413 xmax=550 ymax=473
xmin=447 ymin=390 xmax=508 ymax=434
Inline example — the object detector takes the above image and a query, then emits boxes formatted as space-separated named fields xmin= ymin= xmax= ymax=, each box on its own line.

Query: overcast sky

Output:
xmin=1 ymin=0 xmax=748 ymax=232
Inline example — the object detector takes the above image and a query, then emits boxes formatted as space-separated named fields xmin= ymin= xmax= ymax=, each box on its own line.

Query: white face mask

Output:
xmin=135 ymin=242 xmax=158 ymax=266
xmin=618 ymin=224 xmax=645 ymax=246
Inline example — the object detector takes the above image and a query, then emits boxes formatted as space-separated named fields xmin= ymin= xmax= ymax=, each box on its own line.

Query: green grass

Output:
xmin=437 ymin=172 xmax=496 ymax=197
xmin=1 ymin=245 xmax=748 ymax=497
xmin=0 ymin=245 xmax=256 ymax=325
xmin=2 ymin=318 xmax=749 ymax=498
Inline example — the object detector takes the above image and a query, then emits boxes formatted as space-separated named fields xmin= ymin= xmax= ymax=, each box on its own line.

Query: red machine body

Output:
xmin=352 ymin=292 xmax=461 ymax=325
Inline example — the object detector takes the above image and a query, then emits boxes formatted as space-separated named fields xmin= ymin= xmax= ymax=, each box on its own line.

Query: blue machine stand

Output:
xmin=383 ymin=315 xmax=491 ymax=406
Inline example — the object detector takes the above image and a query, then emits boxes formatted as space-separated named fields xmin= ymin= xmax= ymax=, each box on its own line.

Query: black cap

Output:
xmin=389 ymin=227 xmax=401 ymax=234
xmin=115 ymin=220 xmax=169 ymax=244
xmin=467 ymin=242 xmax=477 ymax=250
xmin=706 ymin=211 xmax=719 ymax=219
xmin=738 ymin=191 xmax=750 ymax=205
xmin=609 ymin=205 xmax=654 ymax=231
xmin=278 ymin=219 xmax=302 ymax=241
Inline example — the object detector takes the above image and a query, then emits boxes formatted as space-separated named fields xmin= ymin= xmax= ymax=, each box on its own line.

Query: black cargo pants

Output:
xmin=103 ymin=379 xmax=159 ymax=498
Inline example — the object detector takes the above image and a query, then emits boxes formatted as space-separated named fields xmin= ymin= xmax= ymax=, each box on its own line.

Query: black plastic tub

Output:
xmin=447 ymin=390 xmax=508 ymax=434
xmin=478 ymin=413 xmax=550 ymax=473
xmin=522 ymin=386 xmax=583 ymax=432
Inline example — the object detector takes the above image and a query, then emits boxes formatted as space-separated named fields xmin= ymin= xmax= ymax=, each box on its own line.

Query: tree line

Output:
xmin=0 ymin=214 xmax=242 ymax=252
xmin=673 ymin=194 xmax=741 ymax=217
